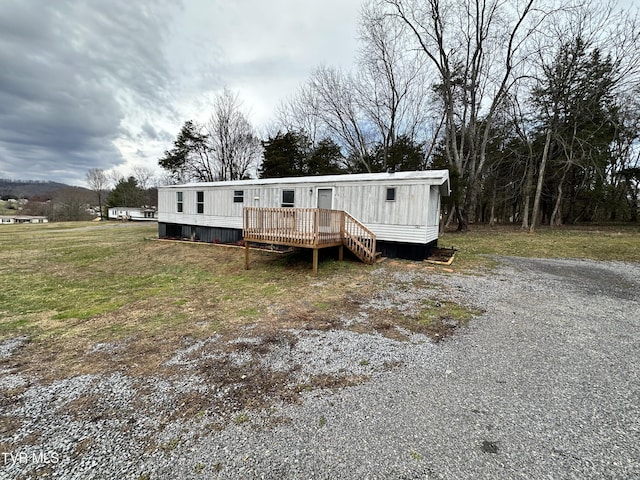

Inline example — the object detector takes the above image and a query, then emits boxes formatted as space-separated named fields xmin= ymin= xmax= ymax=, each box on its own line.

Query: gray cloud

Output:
xmin=0 ymin=0 xmax=178 ymax=184
xmin=0 ymin=0 xmax=363 ymax=185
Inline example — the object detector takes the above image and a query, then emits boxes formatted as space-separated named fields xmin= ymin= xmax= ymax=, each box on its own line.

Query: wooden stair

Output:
xmin=342 ymin=211 xmax=377 ymax=265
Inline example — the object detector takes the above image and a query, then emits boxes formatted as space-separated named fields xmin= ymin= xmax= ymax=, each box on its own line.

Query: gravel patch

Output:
xmin=0 ymin=336 xmax=27 ymax=360
xmin=1 ymin=256 xmax=638 ymax=479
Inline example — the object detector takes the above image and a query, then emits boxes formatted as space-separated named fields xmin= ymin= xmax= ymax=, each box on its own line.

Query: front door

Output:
xmin=317 ymin=188 xmax=333 ymax=209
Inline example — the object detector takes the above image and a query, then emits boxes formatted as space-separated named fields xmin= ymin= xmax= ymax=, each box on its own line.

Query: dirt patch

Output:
xmin=0 ymin=414 xmax=22 ymax=437
xmin=340 ymin=293 xmax=480 ymax=343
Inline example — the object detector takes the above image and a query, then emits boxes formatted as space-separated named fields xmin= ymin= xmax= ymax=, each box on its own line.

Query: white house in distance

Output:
xmin=108 ymin=207 xmax=157 ymax=221
xmin=0 ymin=215 xmax=48 ymax=225
xmin=157 ymin=170 xmax=450 ymax=261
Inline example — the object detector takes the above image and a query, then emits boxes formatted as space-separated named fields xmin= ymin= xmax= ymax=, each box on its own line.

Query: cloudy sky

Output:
xmin=0 ymin=0 xmax=363 ymax=186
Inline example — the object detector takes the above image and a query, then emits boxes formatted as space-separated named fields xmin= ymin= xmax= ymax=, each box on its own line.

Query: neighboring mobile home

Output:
xmin=157 ymin=170 xmax=450 ymax=260
xmin=108 ymin=207 xmax=157 ymax=221
xmin=0 ymin=215 xmax=48 ymax=224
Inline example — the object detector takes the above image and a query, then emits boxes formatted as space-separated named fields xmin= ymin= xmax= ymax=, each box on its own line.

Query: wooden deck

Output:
xmin=243 ymin=207 xmax=377 ymax=275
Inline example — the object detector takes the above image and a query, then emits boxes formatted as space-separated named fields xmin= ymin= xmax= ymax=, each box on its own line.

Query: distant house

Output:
xmin=157 ymin=170 xmax=450 ymax=261
xmin=0 ymin=215 xmax=48 ymax=224
xmin=108 ymin=207 xmax=157 ymax=221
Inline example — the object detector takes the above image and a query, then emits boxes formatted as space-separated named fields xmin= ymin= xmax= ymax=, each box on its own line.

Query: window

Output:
xmin=386 ymin=187 xmax=396 ymax=201
xmin=233 ymin=190 xmax=244 ymax=203
xmin=176 ymin=192 xmax=183 ymax=212
xmin=282 ymin=190 xmax=295 ymax=207
xmin=196 ymin=191 xmax=204 ymax=214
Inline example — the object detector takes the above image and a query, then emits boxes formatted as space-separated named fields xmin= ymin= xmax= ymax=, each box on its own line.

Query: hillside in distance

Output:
xmin=0 ymin=179 xmax=82 ymax=199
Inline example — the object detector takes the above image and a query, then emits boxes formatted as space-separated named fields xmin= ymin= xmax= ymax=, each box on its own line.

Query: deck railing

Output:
xmin=243 ymin=207 xmax=343 ymax=247
xmin=343 ymin=211 xmax=377 ymax=265
xmin=243 ymin=207 xmax=377 ymax=274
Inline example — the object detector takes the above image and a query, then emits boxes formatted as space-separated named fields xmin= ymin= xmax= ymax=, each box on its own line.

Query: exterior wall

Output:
xmin=158 ymin=179 xmax=443 ymax=244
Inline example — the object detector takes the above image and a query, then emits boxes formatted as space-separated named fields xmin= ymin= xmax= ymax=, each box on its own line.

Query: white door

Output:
xmin=317 ymin=188 xmax=333 ymax=209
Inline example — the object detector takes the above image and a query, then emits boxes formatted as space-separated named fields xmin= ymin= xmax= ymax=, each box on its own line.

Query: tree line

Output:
xmin=17 ymin=168 xmax=158 ymax=221
xmin=159 ymin=0 xmax=640 ymax=230
xmin=85 ymin=167 xmax=158 ymax=220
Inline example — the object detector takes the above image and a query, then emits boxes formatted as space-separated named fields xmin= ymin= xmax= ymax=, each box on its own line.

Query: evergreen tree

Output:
xmin=307 ymin=138 xmax=346 ymax=175
xmin=106 ymin=177 xmax=145 ymax=208
xmin=159 ymin=120 xmax=213 ymax=183
xmin=374 ymin=135 xmax=425 ymax=172
xmin=260 ymin=131 xmax=311 ymax=178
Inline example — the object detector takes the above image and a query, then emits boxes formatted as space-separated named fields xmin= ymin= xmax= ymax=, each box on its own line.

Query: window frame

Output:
xmin=281 ymin=189 xmax=295 ymax=208
xmin=386 ymin=187 xmax=396 ymax=202
xmin=233 ymin=190 xmax=244 ymax=203
xmin=196 ymin=191 xmax=204 ymax=214
xmin=176 ymin=191 xmax=183 ymax=213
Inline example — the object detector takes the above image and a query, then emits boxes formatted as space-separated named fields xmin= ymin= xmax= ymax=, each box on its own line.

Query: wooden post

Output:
xmin=244 ymin=241 xmax=250 ymax=270
xmin=338 ymin=244 xmax=344 ymax=262
xmin=312 ymin=248 xmax=318 ymax=276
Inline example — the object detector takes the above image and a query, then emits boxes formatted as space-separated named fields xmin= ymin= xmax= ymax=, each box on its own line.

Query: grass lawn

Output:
xmin=1 ymin=221 xmax=638 ymax=380
xmin=0 ymin=222 xmax=377 ymax=378
xmin=440 ymin=223 xmax=640 ymax=269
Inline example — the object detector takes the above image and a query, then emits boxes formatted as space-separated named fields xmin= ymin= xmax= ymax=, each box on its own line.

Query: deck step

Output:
xmin=342 ymin=212 xmax=377 ymax=265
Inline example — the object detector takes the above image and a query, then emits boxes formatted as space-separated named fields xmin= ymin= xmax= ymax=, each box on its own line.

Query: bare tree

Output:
xmin=205 ymin=88 xmax=263 ymax=180
xmin=159 ymin=90 xmax=262 ymax=182
xmin=52 ymin=187 xmax=93 ymax=222
xmin=306 ymin=65 xmax=376 ymax=171
xmin=527 ymin=2 xmax=640 ymax=230
xmin=276 ymin=82 xmax=323 ymax=145
xmin=131 ymin=164 xmax=155 ymax=190
xmin=278 ymin=6 xmax=439 ymax=173
xmin=85 ymin=168 xmax=108 ymax=219
xmin=357 ymin=1 xmax=436 ymax=168
xmin=383 ymin=0 xmax=543 ymax=230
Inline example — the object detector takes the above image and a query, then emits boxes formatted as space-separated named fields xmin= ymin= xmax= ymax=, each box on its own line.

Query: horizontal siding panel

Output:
xmin=159 ymin=212 xmax=242 ymax=229
xmin=365 ymin=223 xmax=427 ymax=244
xmin=425 ymin=226 xmax=439 ymax=243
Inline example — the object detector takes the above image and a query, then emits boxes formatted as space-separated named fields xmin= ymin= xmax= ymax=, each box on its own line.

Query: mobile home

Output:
xmin=108 ymin=207 xmax=157 ymax=221
xmin=157 ymin=170 xmax=450 ymax=260
xmin=0 ymin=215 xmax=48 ymax=224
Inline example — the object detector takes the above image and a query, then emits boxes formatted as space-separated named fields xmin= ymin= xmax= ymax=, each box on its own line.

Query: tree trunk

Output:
xmin=530 ymin=129 xmax=552 ymax=233
xmin=550 ymin=181 xmax=563 ymax=226
xmin=550 ymin=168 xmax=569 ymax=226
xmin=489 ymin=184 xmax=497 ymax=226
xmin=521 ymin=158 xmax=534 ymax=230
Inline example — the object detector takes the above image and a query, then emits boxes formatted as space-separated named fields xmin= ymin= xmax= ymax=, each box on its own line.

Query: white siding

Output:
xmin=427 ymin=186 xmax=441 ymax=228
xmin=161 ymin=212 xmax=243 ymax=229
xmin=366 ymin=225 xmax=439 ymax=243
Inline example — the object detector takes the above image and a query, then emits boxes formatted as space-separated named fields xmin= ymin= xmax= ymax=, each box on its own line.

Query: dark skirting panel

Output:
xmin=376 ymin=239 xmax=438 ymax=260
xmin=158 ymin=223 xmax=243 ymax=244
xmin=159 ymin=222 xmax=437 ymax=261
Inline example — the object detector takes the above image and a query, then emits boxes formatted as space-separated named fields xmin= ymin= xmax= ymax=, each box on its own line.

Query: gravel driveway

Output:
xmin=2 ymin=256 xmax=639 ymax=479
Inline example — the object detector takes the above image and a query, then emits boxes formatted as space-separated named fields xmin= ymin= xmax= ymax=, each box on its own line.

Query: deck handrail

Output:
xmin=243 ymin=207 xmax=343 ymax=247
xmin=243 ymin=207 xmax=377 ymax=266
xmin=342 ymin=211 xmax=377 ymax=264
